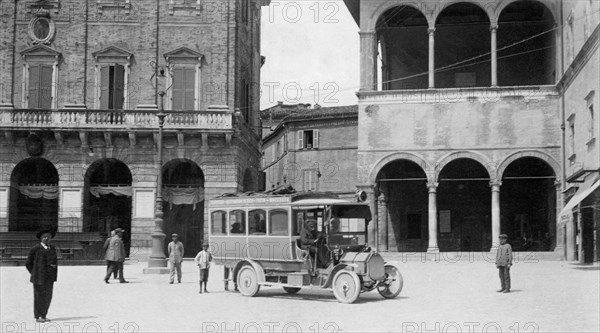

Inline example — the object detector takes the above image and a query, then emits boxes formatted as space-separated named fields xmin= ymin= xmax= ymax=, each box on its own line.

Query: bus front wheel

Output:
xmin=237 ymin=266 xmax=260 ymax=297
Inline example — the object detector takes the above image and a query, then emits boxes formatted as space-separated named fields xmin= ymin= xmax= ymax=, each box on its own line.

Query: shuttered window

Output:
xmin=100 ymin=64 xmax=125 ymax=110
xmin=28 ymin=64 xmax=53 ymax=109
xmin=172 ymin=67 xmax=195 ymax=110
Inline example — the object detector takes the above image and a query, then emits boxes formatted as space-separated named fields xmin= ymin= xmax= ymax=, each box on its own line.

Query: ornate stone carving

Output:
xmin=28 ymin=12 xmax=56 ymax=45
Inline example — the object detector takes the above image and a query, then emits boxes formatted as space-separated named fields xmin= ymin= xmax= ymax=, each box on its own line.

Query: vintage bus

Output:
xmin=208 ymin=190 xmax=403 ymax=303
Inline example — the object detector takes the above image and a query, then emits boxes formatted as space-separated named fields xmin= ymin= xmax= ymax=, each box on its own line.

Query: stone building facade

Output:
xmin=0 ymin=0 xmax=269 ymax=259
xmin=260 ymin=103 xmax=358 ymax=198
xmin=558 ymin=0 xmax=600 ymax=263
xmin=343 ymin=0 xmax=599 ymax=257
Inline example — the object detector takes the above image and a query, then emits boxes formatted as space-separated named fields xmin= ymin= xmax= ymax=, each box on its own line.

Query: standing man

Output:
xmin=25 ymin=229 xmax=58 ymax=323
xmin=103 ymin=230 xmax=118 ymax=280
xmin=168 ymin=233 xmax=184 ymax=284
xmin=495 ymin=234 xmax=513 ymax=293
xmin=104 ymin=228 xmax=128 ymax=283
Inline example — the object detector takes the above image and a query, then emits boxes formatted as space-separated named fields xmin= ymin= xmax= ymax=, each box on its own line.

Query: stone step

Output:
xmin=380 ymin=251 xmax=563 ymax=263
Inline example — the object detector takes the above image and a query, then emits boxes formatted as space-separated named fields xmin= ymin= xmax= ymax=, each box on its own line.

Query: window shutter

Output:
xmin=172 ymin=68 xmax=184 ymax=110
xmin=313 ymin=129 xmax=319 ymax=148
xmin=283 ymin=134 xmax=288 ymax=152
xmin=39 ymin=65 xmax=53 ymax=109
xmin=297 ymin=130 xmax=304 ymax=149
xmin=113 ymin=64 xmax=125 ymax=110
xmin=28 ymin=65 xmax=40 ymax=108
xmin=183 ymin=68 xmax=195 ymax=110
xmin=100 ymin=66 xmax=110 ymax=109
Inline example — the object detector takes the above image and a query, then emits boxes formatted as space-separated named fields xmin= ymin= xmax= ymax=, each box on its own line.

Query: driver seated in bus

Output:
xmin=301 ymin=219 xmax=328 ymax=267
xmin=327 ymin=218 xmax=345 ymax=245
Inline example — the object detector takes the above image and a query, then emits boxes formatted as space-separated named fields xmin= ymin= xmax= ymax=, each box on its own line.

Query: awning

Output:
xmin=559 ymin=178 xmax=600 ymax=218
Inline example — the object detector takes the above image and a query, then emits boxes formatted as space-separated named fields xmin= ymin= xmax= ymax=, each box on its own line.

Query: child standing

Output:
xmin=495 ymin=234 xmax=513 ymax=293
xmin=194 ymin=243 xmax=212 ymax=293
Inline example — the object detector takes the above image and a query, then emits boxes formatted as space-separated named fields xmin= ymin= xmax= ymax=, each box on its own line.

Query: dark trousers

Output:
xmin=199 ymin=268 xmax=209 ymax=282
xmin=498 ymin=266 xmax=511 ymax=291
xmin=106 ymin=261 xmax=118 ymax=279
xmin=105 ymin=261 xmax=125 ymax=282
xmin=33 ymin=282 xmax=54 ymax=319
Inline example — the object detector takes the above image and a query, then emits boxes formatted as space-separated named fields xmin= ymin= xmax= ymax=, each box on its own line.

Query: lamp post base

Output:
xmin=143 ymin=266 xmax=170 ymax=274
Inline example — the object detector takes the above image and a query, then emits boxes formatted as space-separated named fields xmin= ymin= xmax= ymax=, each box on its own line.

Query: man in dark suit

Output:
xmin=25 ymin=229 xmax=58 ymax=323
xmin=104 ymin=228 xmax=128 ymax=283
xmin=495 ymin=234 xmax=513 ymax=293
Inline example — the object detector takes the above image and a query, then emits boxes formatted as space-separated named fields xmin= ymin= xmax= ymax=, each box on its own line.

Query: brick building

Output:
xmin=260 ymin=103 xmax=358 ymax=198
xmin=342 ymin=0 xmax=599 ymax=258
xmin=0 ymin=0 xmax=270 ymax=260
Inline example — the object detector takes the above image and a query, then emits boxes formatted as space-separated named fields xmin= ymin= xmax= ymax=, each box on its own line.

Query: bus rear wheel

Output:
xmin=237 ymin=266 xmax=260 ymax=297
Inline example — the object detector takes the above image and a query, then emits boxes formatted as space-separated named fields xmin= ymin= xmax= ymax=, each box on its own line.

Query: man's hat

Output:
xmin=36 ymin=229 xmax=56 ymax=239
xmin=172 ymin=233 xmax=179 ymax=238
xmin=202 ymin=243 xmax=209 ymax=248
xmin=499 ymin=234 xmax=508 ymax=239
xmin=114 ymin=228 xmax=125 ymax=233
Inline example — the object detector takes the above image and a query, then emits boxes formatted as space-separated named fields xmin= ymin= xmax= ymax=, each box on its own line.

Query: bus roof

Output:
xmin=208 ymin=191 xmax=341 ymax=207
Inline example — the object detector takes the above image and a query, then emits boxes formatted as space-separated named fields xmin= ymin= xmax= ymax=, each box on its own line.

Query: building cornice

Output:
xmin=557 ymin=24 xmax=600 ymax=94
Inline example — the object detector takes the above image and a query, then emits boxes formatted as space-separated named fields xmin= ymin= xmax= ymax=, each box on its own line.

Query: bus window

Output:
xmin=229 ymin=209 xmax=246 ymax=235
xmin=269 ymin=209 xmax=289 ymax=236
xmin=248 ymin=209 xmax=266 ymax=235
xmin=292 ymin=210 xmax=304 ymax=236
xmin=211 ymin=210 xmax=227 ymax=235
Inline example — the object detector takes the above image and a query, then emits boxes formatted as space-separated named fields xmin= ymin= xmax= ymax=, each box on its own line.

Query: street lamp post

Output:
xmin=144 ymin=82 xmax=170 ymax=273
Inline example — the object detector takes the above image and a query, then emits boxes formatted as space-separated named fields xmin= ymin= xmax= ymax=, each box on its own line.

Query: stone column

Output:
xmin=490 ymin=24 xmax=498 ymax=87
xmin=428 ymin=28 xmax=435 ymax=89
xmin=427 ymin=181 xmax=439 ymax=253
xmin=359 ymin=31 xmax=377 ymax=91
xmin=554 ymin=180 xmax=565 ymax=255
xmin=378 ymin=193 xmax=388 ymax=251
xmin=490 ymin=180 xmax=502 ymax=251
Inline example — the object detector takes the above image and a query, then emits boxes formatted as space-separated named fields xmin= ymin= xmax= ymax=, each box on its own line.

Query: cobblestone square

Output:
xmin=1 ymin=255 xmax=598 ymax=333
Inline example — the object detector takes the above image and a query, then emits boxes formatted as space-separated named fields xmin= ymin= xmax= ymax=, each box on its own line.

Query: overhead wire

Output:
xmin=276 ymin=8 xmax=599 ymax=97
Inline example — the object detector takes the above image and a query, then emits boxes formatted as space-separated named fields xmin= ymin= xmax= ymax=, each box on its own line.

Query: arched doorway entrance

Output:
xmin=437 ymin=158 xmax=491 ymax=251
xmin=376 ymin=5 xmax=429 ymax=90
xmin=500 ymin=157 xmax=556 ymax=251
xmin=498 ymin=1 xmax=556 ymax=86
xmin=162 ymin=159 xmax=205 ymax=257
xmin=84 ymin=159 xmax=132 ymax=255
xmin=9 ymin=158 xmax=59 ymax=231
xmin=435 ymin=2 xmax=491 ymax=88
xmin=376 ymin=160 xmax=428 ymax=251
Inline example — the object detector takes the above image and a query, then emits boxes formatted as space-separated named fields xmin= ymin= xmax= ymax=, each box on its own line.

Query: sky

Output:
xmin=260 ymin=1 xmax=360 ymax=109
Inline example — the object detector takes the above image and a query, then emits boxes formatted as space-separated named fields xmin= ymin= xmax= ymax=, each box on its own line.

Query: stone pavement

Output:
xmin=1 ymin=255 xmax=598 ymax=333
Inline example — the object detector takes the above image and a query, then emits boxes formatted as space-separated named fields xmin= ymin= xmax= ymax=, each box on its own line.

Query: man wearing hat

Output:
xmin=495 ymin=234 xmax=513 ymax=293
xmin=168 ymin=233 xmax=184 ymax=284
xmin=104 ymin=228 xmax=128 ymax=283
xmin=25 ymin=229 xmax=58 ymax=322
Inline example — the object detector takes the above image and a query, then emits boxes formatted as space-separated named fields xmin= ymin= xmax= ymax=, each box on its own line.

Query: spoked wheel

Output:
xmin=237 ymin=266 xmax=260 ymax=297
xmin=283 ymin=287 xmax=301 ymax=294
xmin=332 ymin=270 xmax=361 ymax=304
xmin=377 ymin=264 xmax=403 ymax=299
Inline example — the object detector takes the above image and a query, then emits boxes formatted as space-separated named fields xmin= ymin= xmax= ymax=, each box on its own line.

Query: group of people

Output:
xmin=168 ymin=233 xmax=212 ymax=293
xmin=24 ymin=224 xmax=515 ymax=322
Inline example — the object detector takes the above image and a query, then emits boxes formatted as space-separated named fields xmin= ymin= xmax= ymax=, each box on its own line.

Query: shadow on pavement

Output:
xmin=49 ymin=316 xmax=98 ymax=321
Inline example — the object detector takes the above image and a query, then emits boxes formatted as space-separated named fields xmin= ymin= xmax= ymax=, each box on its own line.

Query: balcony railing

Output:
xmin=357 ymin=85 xmax=559 ymax=104
xmin=0 ymin=109 xmax=233 ymax=131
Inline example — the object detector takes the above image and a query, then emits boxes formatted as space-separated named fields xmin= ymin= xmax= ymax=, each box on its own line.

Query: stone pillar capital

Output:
xmin=554 ymin=178 xmax=562 ymax=188
xmin=490 ymin=23 xmax=498 ymax=31
xmin=428 ymin=27 xmax=436 ymax=35
xmin=427 ymin=181 xmax=439 ymax=193
xmin=377 ymin=192 xmax=387 ymax=202
xmin=359 ymin=31 xmax=376 ymax=38
xmin=489 ymin=179 xmax=502 ymax=190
